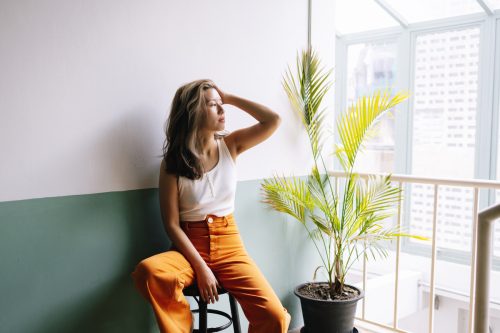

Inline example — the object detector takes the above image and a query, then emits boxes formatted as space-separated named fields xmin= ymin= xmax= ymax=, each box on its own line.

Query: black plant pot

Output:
xmin=295 ymin=282 xmax=364 ymax=333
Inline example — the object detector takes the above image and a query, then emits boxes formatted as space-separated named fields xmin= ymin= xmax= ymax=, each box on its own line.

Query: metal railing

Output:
xmin=328 ymin=171 xmax=500 ymax=333
xmin=474 ymin=202 xmax=500 ymax=333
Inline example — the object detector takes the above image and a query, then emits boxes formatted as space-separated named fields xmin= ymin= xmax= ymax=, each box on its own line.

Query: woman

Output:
xmin=131 ymin=79 xmax=291 ymax=333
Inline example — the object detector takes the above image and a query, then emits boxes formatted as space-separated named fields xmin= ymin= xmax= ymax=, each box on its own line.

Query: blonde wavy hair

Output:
xmin=162 ymin=79 xmax=228 ymax=180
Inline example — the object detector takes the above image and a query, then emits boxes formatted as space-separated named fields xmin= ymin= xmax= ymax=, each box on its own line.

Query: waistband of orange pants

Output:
xmin=180 ymin=212 xmax=234 ymax=225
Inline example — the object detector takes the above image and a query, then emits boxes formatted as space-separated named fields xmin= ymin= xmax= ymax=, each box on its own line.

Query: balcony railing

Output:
xmin=328 ymin=171 xmax=500 ymax=333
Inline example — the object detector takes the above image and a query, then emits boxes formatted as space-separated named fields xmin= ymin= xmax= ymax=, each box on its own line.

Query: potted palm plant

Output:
xmin=260 ymin=47 xmax=424 ymax=333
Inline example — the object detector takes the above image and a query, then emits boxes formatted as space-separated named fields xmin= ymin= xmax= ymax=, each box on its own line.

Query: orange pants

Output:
xmin=131 ymin=213 xmax=291 ymax=333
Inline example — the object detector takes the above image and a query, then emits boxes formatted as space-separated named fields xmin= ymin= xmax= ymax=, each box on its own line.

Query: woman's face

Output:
xmin=201 ymin=88 xmax=225 ymax=132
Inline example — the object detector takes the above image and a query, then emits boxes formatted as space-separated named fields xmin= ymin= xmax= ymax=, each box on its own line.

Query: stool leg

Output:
xmin=199 ymin=301 xmax=207 ymax=333
xmin=228 ymin=294 xmax=241 ymax=333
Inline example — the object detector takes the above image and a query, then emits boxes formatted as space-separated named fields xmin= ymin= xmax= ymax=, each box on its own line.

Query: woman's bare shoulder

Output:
xmin=159 ymin=160 xmax=179 ymax=186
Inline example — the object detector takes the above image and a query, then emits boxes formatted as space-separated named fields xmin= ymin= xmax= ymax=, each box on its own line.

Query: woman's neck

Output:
xmin=196 ymin=133 xmax=217 ymax=157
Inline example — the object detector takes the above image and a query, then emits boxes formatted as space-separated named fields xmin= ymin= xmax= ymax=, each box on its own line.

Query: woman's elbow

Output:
xmin=271 ymin=113 xmax=282 ymax=127
xmin=276 ymin=113 xmax=282 ymax=124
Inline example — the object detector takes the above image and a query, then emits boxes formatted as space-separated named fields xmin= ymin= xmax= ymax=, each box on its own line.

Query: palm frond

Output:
xmin=260 ymin=173 xmax=311 ymax=224
xmin=310 ymin=213 xmax=332 ymax=236
xmin=310 ymin=226 xmax=328 ymax=240
xmin=307 ymin=107 xmax=329 ymax=159
xmin=307 ymin=165 xmax=338 ymax=227
xmin=340 ymin=173 xmax=359 ymax=234
xmin=283 ymin=47 xmax=332 ymax=159
xmin=335 ymin=91 xmax=409 ymax=171
xmin=345 ymin=174 xmax=402 ymax=239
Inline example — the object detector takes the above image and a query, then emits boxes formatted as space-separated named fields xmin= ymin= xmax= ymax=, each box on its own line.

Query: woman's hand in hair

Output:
xmin=195 ymin=264 xmax=220 ymax=304
xmin=212 ymin=83 xmax=230 ymax=105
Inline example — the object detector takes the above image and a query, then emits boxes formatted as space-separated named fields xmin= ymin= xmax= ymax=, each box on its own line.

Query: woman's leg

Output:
xmin=131 ymin=250 xmax=195 ymax=333
xmin=212 ymin=253 xmax=291 ymax=333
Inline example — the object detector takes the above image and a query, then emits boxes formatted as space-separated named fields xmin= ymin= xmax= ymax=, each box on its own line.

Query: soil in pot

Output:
xmin=297 ymin=282 xmax=360 ymax=301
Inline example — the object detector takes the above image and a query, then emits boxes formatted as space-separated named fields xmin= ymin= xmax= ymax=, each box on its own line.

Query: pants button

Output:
xmin=207 ymin=217 xmax=214 ymax=223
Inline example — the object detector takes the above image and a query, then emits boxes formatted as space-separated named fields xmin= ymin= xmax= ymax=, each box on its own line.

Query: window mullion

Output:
xmin=488 ymin=18 xmax=500 ymax=206
xmin=333 ymin=37 xmax=348 ymax=171
xmin=475 ymin=18 xmax=497 ymax=208
xmin=395 ymin=29 xmax=413 ymax=175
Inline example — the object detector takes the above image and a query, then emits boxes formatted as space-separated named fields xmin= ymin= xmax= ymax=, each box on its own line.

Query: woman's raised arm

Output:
xmin=214 ymin=85 xmax=281 ymax=158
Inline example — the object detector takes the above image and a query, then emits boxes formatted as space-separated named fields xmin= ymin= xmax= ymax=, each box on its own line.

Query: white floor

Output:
xmin=288 ymin=326 xmax=370 ymax=333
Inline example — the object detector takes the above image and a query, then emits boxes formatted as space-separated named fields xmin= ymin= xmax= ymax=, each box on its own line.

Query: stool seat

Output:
xmin=183 ymin=283 xmax=241 ymax=333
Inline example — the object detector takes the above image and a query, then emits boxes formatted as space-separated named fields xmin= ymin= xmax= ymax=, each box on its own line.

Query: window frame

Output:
xmin=491 ymin=18 xmax=500 ymax=184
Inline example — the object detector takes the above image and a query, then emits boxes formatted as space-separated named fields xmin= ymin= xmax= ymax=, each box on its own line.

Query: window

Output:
xmin=409 ymin=27 xmax=480 ymax=253
xmin=337 ymin=9 xmax=500 ymax=269
xmin=335 ymin=5 xmax=500 ymax=331
xmin=346 ymin=41 xmax=398 ymax=173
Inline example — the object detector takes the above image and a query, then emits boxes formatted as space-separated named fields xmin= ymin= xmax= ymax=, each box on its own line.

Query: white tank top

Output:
xmin=178 ymin=137 xmax=237 ymax=221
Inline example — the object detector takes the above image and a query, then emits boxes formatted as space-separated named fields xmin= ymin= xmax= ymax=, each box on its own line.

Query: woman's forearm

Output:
xmin=225 ymin=94 xmax=280 ymax=124
xmin=166 ymin=224 xmax=207 ymax=271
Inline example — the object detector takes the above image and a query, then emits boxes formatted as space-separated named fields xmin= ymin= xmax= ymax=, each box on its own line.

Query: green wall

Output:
xmin=0 ymin=179 xmax=318 ymax=332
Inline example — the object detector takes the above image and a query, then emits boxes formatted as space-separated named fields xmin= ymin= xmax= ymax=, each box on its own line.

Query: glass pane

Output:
xmin=346 ymin=41 xmax=398 ymax=173
xmin=383 ymin=0 xmax=484 ymax=23
xmin=411 ymin=27 xmax=480 ymax=178
xmin=410 ymin=27 xmax=481 ymax=253
xmin=490 ymin=0 xmax=500 ymax=10
xmin=336 ymin=0 xmax=399 ymax=35
xmin=408 ymin=184 xmax=474 ymax=252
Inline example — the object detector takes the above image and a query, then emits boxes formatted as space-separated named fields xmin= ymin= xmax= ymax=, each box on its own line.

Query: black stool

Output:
xmin=183 ymin=284 xmax=242 ymax=333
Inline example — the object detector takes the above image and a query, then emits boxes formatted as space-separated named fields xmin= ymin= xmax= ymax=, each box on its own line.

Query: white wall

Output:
xmin=0 ymin=0 xmax=339 ymax=202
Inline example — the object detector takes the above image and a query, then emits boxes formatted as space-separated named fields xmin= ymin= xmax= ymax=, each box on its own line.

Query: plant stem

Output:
xmin=306 ymin=131 xmax=335 ymax=284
